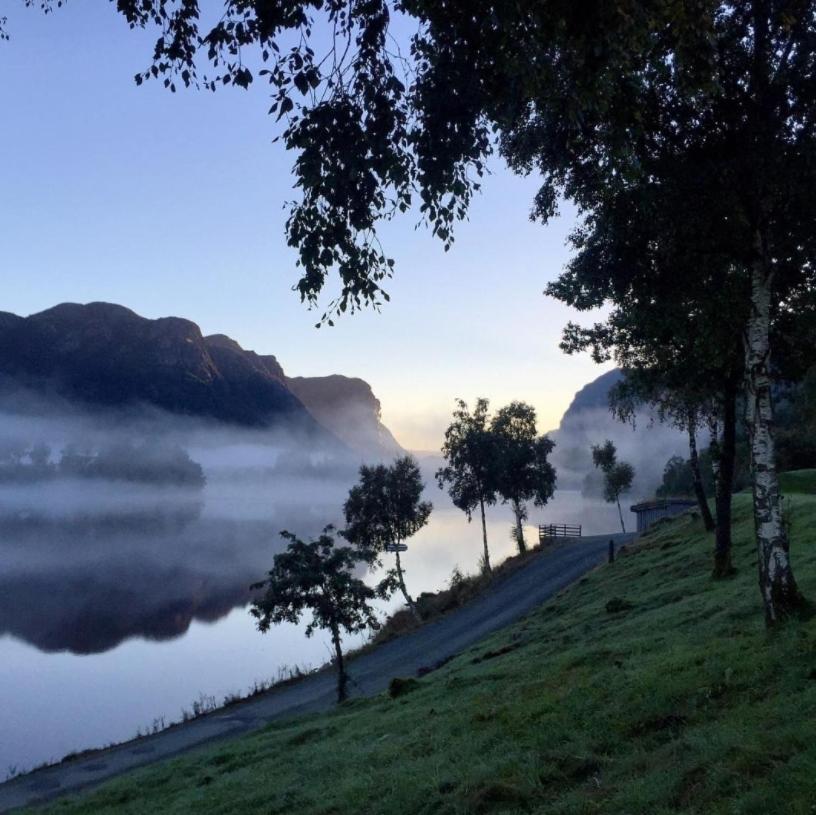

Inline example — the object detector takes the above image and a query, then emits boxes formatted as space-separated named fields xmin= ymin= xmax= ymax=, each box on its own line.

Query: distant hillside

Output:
xmin=550 ymin=367 xmax=686 ymax=495
xmin=286 ymin=375 xmax=404 ymax=458
xmin=0 ymin=303 xmax=402 ymax=457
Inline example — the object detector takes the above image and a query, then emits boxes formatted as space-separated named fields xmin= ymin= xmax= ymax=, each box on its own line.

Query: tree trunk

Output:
xmin=712 ymin=383 xmax=737 ymax=578
xmin=746 ymin=237 xmax=804 ymax=622
xmin=688 ymin=420 xmax=715 ymax=532
xmin=330 ymin=623 xmax=347 ymax=703
xmin=511 ymin=499 xmax=526 ymax=554
xmin=708 ymin=415 xmax=721 ymax=483
xmin=394 ymin=549 xmax=419 ymax=619
xmin=615 ymin=495 xmax=626 ymax=534
xmin=479 ymin=496 xmax=492 ymax=574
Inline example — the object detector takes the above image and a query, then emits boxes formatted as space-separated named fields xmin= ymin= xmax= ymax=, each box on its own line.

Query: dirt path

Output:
xmin=0 ymin=533 xmax=633 ymax=812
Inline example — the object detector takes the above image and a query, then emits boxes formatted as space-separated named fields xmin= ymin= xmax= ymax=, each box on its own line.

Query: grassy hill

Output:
xmin=780 ymin=469 xmax=816 ymax=495
xmin=32 ymin=493 xmax=816 ymax=814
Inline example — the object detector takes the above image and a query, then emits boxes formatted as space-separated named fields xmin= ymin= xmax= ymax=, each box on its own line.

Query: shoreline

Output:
xmin=0 ymin=534 xmax=625 ymax=812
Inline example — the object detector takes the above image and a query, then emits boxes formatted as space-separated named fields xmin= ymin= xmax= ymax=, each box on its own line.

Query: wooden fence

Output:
xmin=538 ymin=523 xmax=582 ymax=543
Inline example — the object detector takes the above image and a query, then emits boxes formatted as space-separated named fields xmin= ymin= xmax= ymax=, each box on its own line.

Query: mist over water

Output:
xmin=0 ymin=395 xmax=665 ymax=774
xmin=549 ymin=405 xmax=694 ymax=497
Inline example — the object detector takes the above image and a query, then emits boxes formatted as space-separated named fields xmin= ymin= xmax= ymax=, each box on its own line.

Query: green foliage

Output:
xmin=490 ymin=401 xmax=556 ymax=552
xmin=657 ymin=454 xmax=715 ymax=499
xmin=603 ymin=461 xmax=634 ymax=506
xmin=0 ymin=440 xmax=205 ymax=487
xmin=590 ymin=439 xmax=617 ymax=474
xmin=250 ymin=527 xmax=389 ymax=640
xmin=490 ymin=401 xmax=556 ymax=512
xmin=12 ymin=0 xmax=489 ymax=320
xmin=436 ymin=398 xmax=499 ymax=521
xmin=776 ymin=365 xmax=816 ymax=472
xmin=592 ymin=439 xmax=635 ymax=507
xmin=250 ymin=525 xmax=395 ymax=700
xmin=342 ymin=456 xmax=432 ymax=564
xmin=37 ymin=494 xmax=816 ymax=815
xmin=657 ymin=455 xmax=698 ymax=499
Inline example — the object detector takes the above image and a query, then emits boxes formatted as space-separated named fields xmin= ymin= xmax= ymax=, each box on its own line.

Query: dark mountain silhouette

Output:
xmin=559 ymin=369 xmax=626 ymax=418
xmin=0 ymin=303 xmax=402 ymax=455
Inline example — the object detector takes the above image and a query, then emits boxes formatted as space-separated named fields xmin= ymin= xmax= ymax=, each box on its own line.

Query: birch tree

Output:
xmin=250 ymin=527 xmax=391 ymax=703
xmin=491 ymin=402 xmax=556 ymax=554
xmin=342 ymin=456 xmax=431 ymax=619
xmin=591 ymin=441 xmax=634 ymax=535
xmin=436 ymin=398 xmax=500 ymax=573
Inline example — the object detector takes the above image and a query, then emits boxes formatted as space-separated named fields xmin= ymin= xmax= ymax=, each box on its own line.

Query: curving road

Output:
xmin=0 ymin=533 xmax=633 ymax=813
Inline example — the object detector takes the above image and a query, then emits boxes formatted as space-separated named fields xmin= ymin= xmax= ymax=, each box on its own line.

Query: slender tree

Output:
xmin=491 ymin=402 xmax=556 ymax=554
xmin=436 ymin=398 xmax=500 ymax=573
xmin=343 ymin=456 xmax=431 ymax=618
xmin=250 ymin=527 xmax=392 ymax=702
xmin=591 ymin=441 xmax=634 ymax=535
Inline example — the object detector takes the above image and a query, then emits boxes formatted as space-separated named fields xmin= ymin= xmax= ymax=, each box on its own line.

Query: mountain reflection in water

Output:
xmin=0 ymin=476 xmax=633 ymax=774
xmin=0 ymin=478 xmax=349 ymax=655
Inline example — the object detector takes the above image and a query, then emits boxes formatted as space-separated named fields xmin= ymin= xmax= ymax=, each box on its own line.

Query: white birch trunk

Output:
xmin=745 ymin=237 xmax=802 ymax=622
xmin=511 ymin=499 xmax=526 ymax=554
xmin=479 ymin=497 xmax=492 ymax=573
xmin=394 ymin=549 xmax=419 ymax=620
xmin=615 ymin=496 xmax=626 ymax=534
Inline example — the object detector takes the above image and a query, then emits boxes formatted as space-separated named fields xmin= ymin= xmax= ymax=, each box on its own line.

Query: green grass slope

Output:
xmin=780 ymin=469 xmax=816 ymax=494
xmin=35 ymin=495 xmax=816 ymax=815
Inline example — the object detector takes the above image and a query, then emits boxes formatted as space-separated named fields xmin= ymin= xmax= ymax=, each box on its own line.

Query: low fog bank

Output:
xmin=0 ymin=384 xmax=380 ymax=488
xmin=549 ymin=406 xmax=696 ymax=499
xmin=0 ymin=389 xmax=369 ymax=654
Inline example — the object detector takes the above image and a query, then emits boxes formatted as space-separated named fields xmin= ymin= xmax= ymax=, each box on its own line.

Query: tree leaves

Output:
xmin=342 ymin=455 xmax=432 ymax=564
xmin=250 ymin=526 xmax=385 ymax=639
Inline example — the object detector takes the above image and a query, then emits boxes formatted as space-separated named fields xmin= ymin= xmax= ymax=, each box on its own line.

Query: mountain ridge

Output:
xmin=0 ymin=302 xmax=403 ymax=458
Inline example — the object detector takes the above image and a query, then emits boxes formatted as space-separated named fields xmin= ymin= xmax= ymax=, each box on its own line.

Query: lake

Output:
xmin=0 ymin=471 xmax=634 ymax=775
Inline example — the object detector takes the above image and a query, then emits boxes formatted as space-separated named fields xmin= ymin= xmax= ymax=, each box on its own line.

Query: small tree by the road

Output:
xmin=592 ymin=441 xmax=634 ymax=534
xmin=491 ymin=402 xmax=556 ymax=555
xmin=250 ymin=527 xmax=392 ymax=703
xmin=343 ymin=456 xmax=432 ymax=618
xmin=437 ymin=398 xmax=500 ymax=573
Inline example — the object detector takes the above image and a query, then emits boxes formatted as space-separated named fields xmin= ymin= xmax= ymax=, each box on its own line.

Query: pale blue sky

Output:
xmin=0 ymin=3 xmax=612 ymax=449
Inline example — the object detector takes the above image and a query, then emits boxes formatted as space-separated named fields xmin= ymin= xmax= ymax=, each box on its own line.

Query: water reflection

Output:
xmin=0 ymin=476 xmax=635 ymax=773
xmin=0 ymin=478 xmax=348 ymax=655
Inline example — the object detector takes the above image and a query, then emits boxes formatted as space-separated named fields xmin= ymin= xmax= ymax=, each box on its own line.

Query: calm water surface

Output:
xmin=0 ymin=473 xmax=633 ymax=774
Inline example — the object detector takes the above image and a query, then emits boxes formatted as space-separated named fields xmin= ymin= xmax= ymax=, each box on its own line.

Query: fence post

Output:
xmin=608 ymin=539 xmax=615 ymax=563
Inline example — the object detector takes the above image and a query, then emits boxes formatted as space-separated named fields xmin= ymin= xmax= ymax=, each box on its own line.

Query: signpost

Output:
xmin=384 ymin=543 xmax=408 ymax=553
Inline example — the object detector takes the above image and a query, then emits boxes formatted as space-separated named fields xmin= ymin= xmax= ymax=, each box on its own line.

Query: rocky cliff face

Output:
xmin=0 ymin=302 xmax=402 ymax=457
xmin=286 ymin=375 xmax=404 ymax=458
xmin=0 ymin=302 xmax=311 ymax=429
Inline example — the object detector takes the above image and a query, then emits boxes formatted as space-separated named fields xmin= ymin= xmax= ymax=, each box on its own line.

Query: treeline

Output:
xmin=0 ymin=440 xmax=205 ymax=488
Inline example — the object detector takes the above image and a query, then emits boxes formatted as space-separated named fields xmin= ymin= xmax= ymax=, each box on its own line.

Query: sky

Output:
xmin=0 ymin=3 xmax=613 ymax=450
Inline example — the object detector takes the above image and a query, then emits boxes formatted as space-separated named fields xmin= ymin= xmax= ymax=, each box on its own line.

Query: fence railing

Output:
xmin=538 ymin=523 xmax=582 ymax=543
